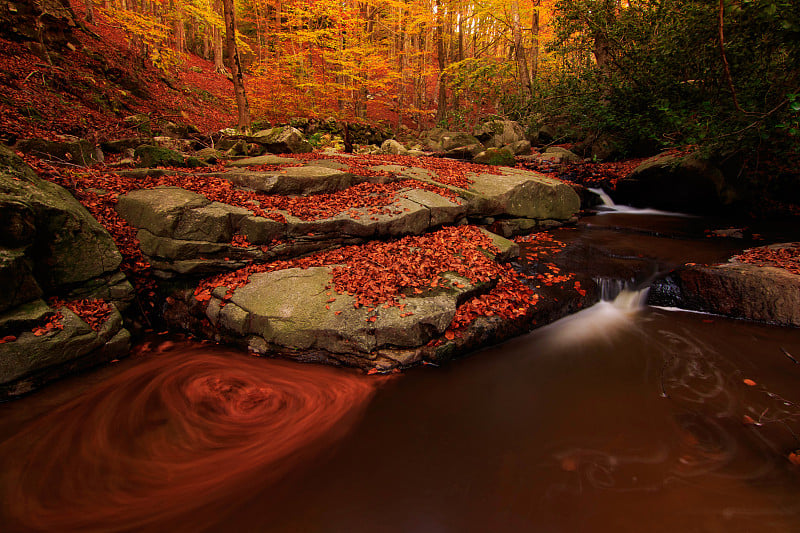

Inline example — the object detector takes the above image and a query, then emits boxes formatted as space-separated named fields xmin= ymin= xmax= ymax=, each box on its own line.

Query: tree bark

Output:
xmin=85 ymin=0 xmax=94 ymax=24
xmin=173 ymin=0 xmax=185 ymax=53
xmin=434 ymin=0 xmax=447 ymax=124
xmin=212 ymin=25 xmax=225 ymax=72
xmin=222 ymin=0 xmax=251 ymax=132
xmin=510 ymin=0 xmax=532 ymax=97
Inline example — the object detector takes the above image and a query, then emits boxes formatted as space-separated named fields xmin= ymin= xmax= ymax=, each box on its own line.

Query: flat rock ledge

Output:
xmin=115 ymin=159 xmax=580 ymax=277
xmin=116 ymin=185 xmax=467 ymax=277
xmin=163 ymin=230 xmax=592 ymax=371
xmin=650 ymin=243 xmax=800 ymax=327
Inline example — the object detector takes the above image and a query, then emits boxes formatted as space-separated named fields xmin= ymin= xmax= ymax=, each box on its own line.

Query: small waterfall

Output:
xmin=587 ymin=187 xmax=692 ymax=217
xmin=541 ymin=278 xmax=650 ymax=347
xmin=588 ymin=187 xmax=616 ymax=208
xmin=595 ymin=277 xmax=650 ymax=311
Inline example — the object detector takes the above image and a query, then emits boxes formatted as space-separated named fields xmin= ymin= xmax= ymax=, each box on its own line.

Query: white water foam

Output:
xmin=588 ymin=188 xmax=694 ymax=217
xmin=541 ymin=284 xmax=650 ymax=347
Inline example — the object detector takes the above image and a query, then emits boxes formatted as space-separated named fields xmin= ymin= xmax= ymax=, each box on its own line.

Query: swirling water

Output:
xmin=1 ymin=212 xmax=800 ymax=532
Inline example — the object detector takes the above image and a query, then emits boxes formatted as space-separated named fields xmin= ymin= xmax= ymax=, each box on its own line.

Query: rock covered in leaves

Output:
xmin=0 ymin=145 xmax=133 ymax=399
xmin=113 ymin=155 xmax=579 ymax=277
xmin=649 ymin=243 xmax=800 ymax=326
xmin=0 ymin=300 xmax=130 ymax=398
xmin=161 ymin=226 xmax=570 ymax=371
xmin=115 ymin=179 xmax=467 ymax=276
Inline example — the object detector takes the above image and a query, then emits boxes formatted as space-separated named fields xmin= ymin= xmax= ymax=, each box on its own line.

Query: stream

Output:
xmin=1 ymin=207 xmax=800 ymax=533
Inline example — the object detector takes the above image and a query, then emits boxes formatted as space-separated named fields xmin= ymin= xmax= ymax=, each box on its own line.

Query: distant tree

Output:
xmin=222 ymin=0 xmax=250 ymax=131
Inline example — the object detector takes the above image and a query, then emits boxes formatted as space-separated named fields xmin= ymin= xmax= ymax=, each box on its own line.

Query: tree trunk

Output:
xmin=434 ymin=0 xmax=447 ymax=124
xmin=173 ymin=0 xmax=185 ymax=53
xmin=531 ymin=1 xmax=539 ymax=80
xmin=85 ymin=0 xmax=94 ymax=24
xmin=212 ymin=24 xmax=225 ymax=73
xmin=222 ymin=0 xmax=251 ymax=132
xmin=511 ymin=0 xmax=532 ymax=97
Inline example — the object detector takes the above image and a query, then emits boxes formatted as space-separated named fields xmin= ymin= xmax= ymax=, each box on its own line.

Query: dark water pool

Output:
xmin=1 ymin=211 xmax=799 ymax=533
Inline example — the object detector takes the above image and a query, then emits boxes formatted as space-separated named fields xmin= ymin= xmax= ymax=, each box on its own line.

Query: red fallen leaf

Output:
xmin=367 ymin=316 xmax=377 ymax=322
xmin=367 ymin=368 xmax=380 ymax=375
xmin=444 ymin=330 xmax=455 ymax=340
xmin=743 ymin=378 xmax=757 ymax=387
xmin=560 ymin=457 xmax=579 ymax=472
xmin=789 ymin=452 xmax=800 ymax=466
xmin=0 ymin=335 xmax=17 ymax=343
xmin=325 ymin=305 xmax=330 ymax=310
xmin=742 ymin=415 xmax=761 ymax=426
xmin=335 ymin=311 xmax=342 ymax=316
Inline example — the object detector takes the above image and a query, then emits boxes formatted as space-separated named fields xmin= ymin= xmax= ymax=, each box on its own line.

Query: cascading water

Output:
xmin=595 ymin=276 xmax=651 ymax=310
xmin=539 ymin=277 xmax=651 ymax=348
xmin=588 ymin=187 xmax=692 ymax=217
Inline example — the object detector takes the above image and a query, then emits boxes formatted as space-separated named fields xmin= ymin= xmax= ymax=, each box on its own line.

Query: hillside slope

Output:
xmin=0 ymin=2 xmax=239 ymax=143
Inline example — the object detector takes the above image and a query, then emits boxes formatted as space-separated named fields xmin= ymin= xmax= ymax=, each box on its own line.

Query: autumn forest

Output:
xmin=1 ymin=0 xmax=800 ymax=531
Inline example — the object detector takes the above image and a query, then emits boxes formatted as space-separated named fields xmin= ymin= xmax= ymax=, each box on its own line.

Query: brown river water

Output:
xmin=1 ymin=208 xmax=799 ymax=533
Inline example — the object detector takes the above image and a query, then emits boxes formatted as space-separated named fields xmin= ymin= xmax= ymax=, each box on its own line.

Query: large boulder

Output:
xmin=473 ymin=147 xmax=516 ymax=167
xmin=426 ymin=167 xmax=580 ymax=221
xmin=615 ymin=152 xmax=740 ymax=214
xmin=0 ymin=147 xmax=123 ymax=290
xmin=250 ymin=126 xmax=313 ymax=154
xmin=0 ymin=145 xmax=132 ymax=399
xmin=164 ymin=227 xmax=528 ymax=370
xmin=213 ymin=165 xmax=355 ymax=195
xmin=539 ymin=146 xmax=582 ymax=164
xmin=421 ymin=129 xmax=484 ymax=158
xmin=15 ymin=137 xmax=100 ymax=166
xmin=474 ymin=120 xmax=526 ymax=148
xmin=649 ymin=243 xmax=800 ymax=327
xmin=381 ymin=139 xmax=408 ymax=156
xmin=115 ymin=183 xmax=467 ymax=276
xmin=135 ymin=145 xmax=203 ymax=168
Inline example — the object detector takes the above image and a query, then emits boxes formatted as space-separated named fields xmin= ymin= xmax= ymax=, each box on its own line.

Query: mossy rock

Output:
xmin=473 ymin=147 xmax=516 ymax=166
xmin=134 ymin=145 xmax=202 ymax=168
